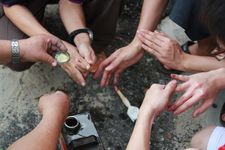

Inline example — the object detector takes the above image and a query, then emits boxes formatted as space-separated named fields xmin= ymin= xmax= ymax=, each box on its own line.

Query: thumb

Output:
xmin=41 ymin=53 xmax=57 ymax=67
xmin=164 ymin=80 xmax=177 ymax=97
xmin=84 ymin=51 xmax=95 ymax=65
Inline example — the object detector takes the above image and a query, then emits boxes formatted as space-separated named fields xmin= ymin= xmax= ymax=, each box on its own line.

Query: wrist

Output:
xmin=74 ymin=33 xmax=91 ymax=47
xmin=131 ymin=36 xmax=143 ymax=51
xmin=178 ymin=53 xmax=189 ymax=71
xmin=18 ymin=39 xmax=29 ymax=62
xmin=211 ymin=68 xmax=225 ymax=90
xmin=139 ymin=104 xmax=157 ymax=119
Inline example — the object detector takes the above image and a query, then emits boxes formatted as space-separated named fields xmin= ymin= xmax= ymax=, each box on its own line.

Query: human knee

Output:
xmin=191 ymin=126 xmax=216 ymax=149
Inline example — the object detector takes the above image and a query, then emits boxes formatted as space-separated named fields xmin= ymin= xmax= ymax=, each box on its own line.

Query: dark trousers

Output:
xmin=0 ymin=0 xmax=122 ymax=71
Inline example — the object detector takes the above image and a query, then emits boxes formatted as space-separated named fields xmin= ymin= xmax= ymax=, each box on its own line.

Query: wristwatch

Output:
xmin=11 ymin=40 xmax=20 ymax=64
xmin=69 ymin=28 xmax=94 ymax=46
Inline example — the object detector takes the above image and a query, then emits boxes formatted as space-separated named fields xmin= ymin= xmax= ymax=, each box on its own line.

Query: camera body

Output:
xmin=62 ymin=112 xmax=104 ymax=150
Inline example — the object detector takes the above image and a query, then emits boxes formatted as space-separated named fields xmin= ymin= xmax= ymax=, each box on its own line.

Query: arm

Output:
xmin=3 ymin=5 xmax=49 ymax=36
xmin=126 ymin=110 xmax=155 ymax=150
xmin=7 ymin=91 xmax=69 ymax=150
xmin=182 ymin=54 xmax=225 ymax=72
xmin=138 ymin=30 xmax=225 ymax=72
xmin=0 ymin=40 xmax=11 ymax=64
xmin=94 ymin=0 xmax=168 ymax=86
xmin=3 ymin=4 xmax=90 ymax=86
xmin=59 ymin=0 xmax=96 ymax=64
xmin=127 ymin=80 xmax=177 ymax=150
xmin=0 ymin=35 xmax=67 ymax=66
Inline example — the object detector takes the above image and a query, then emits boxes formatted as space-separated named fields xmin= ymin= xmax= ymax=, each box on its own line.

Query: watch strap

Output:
xmin=69 ymin=28 xmax=93 ymax=46
xmin=11 ymin=40 xmax=20 ymax=64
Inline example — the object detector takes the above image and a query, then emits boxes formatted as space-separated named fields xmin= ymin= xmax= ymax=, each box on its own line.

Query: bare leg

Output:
xmin=7 ymin=91 xmax=70 ymax=150
xmin=191 ymin=126 xmax=216 ymax=150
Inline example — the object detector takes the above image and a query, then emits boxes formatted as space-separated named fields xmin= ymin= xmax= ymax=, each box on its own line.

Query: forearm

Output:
xmin=7 ymin=115 xmax=64 ymax=150
xmin=137 ymin=0 xmax=168 ymax=31
xmin=126 ymin=110 xmax=155 ymax=150
xmin=59 ymin=0 xmax=89 ymax=45
xmin=182 ymin=54 xmax=225 ymax=72
xmin=133 ymin=0 xmax=168 ymax=48
xmin=3 ymin=5 xmax=50 ymax=36
xmin=0 ymin=40 xmax=11 ymax=64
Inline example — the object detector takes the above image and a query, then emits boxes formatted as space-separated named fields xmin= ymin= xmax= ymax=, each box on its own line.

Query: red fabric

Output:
xmin=219 ymin=144 xmax=225 ymax=150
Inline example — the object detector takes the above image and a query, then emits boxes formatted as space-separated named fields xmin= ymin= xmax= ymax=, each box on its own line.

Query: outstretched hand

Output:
xmin=94 ymin=40 xmax=144 ymax=87
xmin=169 ymin=70 xmax=225 ymax=117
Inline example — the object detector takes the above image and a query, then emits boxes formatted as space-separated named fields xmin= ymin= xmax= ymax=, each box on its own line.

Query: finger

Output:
xmin=105 ymin=56 xmax=123 ymax=72
xmin=137 ymin=33 xmax=162 ymax=53
xmin=164 ymin=80 xmax=177 ymax=97
xmin=75 ymin=57 xmax=90 ymax=71
xmin=90 ymin=51 xmax=97 ymax=64
xmin=69 ymin=68 xmax=86 ymax=86
xmin=41 ymin=53 xmax=57 ymax=67
xmin=94 ymin=51 xmax=119 ymax=79
xmin=169 ymin=86 xmax=197 ymax=111
xmin=50 ymin=37 xmax=67 ymax=52
xmin=171 ymin=74 xmax=189 ymax=82
xmin=173 ymin=93 xmax=203 ymax=115
xmin=105 ymin=72 xmax=112 ymax=87
xmin=142 ymin=44 xmax=160 ymax=57
xmin=100 ymin=70 xmax=111 ymax=87
xmin=113 ymin=69 xmax=123 ymax=85
xmin=140 ymin=30 xmax=165 ymax=44
xmin=175 ymin=82 xmax=189 ymax=92
xmin=192 ymin=99 xmax=214 ymax=117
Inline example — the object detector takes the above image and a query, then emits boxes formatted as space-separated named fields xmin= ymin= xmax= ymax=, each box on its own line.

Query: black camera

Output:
xmin=61 ymin=112 xmax=104 ymax=150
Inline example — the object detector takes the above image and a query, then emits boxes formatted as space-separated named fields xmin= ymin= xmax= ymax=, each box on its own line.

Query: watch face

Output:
xmin=55 ymin=51 xmax=70 ymax=64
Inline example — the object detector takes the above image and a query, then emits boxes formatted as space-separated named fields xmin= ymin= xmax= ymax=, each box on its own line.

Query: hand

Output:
xmin=169 ymin=69 xmax=225 ymax=117
xmin=20 ymin=34 xmax=67 ymax=66
xmin=140 ymin=80 xmax=177 ymax=116
xmin=61 ymin=42 xmax=90 ymax=86
xmin=137 ymin=30 xmax=186 ymax=71
xmin=74 ymin=33 xmax=97 ymax=65
xmin=94 ymin=39 xmax=144 ymax=87
xmin=38 ymin=91 xmax=70 ymax=120
xmin=77 ymin=42 xmax=96 ymax=65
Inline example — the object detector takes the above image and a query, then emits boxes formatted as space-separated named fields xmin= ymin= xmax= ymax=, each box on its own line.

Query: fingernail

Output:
xmin=171 ymin=80 xmax=177 ymax=84
xmin=86 ymin=65 xmax=90 ymax=70
xmin=82 ymin=82 xmax=86 ymax=86
xmin=52 ymin=61 xmax=57 ymax=67
xmin=105 ymin=67 xmax=111 ymax=71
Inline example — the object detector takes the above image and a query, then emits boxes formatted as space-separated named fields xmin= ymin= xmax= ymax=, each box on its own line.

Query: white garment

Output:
xmin=207 ymin=126 xmax=225 ymax=150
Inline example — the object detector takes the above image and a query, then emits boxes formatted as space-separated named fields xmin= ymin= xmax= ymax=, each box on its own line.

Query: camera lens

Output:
xmin=64 ymin=116 xmax=81 ymax=134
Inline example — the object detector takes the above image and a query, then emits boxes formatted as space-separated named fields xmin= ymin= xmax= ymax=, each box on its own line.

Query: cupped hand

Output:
xmin=169 ymin=69 xmax=225 ymax=117
xmin=20 ymin=34 xmax=67 ymax=66
xmin=94 ymin=39 xmax=144 ymax=87
xmin=140 ymin=80 xmax=177 ymax=116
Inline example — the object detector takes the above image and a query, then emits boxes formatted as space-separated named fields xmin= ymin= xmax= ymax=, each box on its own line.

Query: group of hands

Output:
xmin=20 ymin=30 xmax=222 ymax=118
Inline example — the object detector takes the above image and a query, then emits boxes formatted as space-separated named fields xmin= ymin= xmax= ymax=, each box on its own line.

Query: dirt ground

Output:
xmin=0 ymin=1 xmax=216 ymax=149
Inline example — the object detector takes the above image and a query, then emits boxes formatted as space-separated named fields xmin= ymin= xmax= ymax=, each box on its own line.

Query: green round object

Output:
xmin=55 ymin=51 xmax=70 ymax=64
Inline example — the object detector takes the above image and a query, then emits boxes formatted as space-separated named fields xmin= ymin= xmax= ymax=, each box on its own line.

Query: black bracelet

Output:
xmin=69 ymin=28 xmax=94 ymax=46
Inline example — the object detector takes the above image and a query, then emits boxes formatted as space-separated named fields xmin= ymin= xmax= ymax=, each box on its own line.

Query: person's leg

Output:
xmin=7 ymin=91 xmax=70 ymax=150
xmin=191 ymin=126 xmax=216 ymax=150
xmin=83 ymin=0 xmax=123 ymax=53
